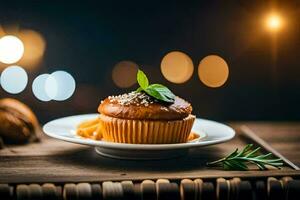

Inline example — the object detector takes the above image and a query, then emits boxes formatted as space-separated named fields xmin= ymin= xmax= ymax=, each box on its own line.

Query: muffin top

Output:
xmin=98 ymin=91 xmax=192 ymax=120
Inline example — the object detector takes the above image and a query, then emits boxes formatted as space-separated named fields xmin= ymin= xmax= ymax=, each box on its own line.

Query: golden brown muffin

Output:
xmin=0 ymin=98 xmax=40 ymax=144
xmin=98 ymin=91 xmax=195 ymax=144
xmin=99 ymin=92 xmax=192 ymax=120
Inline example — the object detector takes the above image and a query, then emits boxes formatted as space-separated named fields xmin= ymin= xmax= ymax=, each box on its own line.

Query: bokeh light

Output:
xmin=45 ymin=75 xmax=57 ymax=100
xmin=18 ymin=29 xmax=46 ymax=69
xmin=198 ymin=55 xmax=229 ymax=88
xmin=0 ymin=35 xmax=24 ymax=64
xmin=265 ymin=13 xmax=283 ymax=32
xmin=0 ymin=25 xmax=5 ymax=37
xmin=0 ymin=65 xmax=28 ymax=94
xmin=45 ymin=71 xmax=76 ymax=101
xmin=112 ymin=60 xmax=138 ymax=88
xmin=32 ymin=74 xmax=52 ymax=101
xmin=161 ymin=51 xmax=194 ymax=84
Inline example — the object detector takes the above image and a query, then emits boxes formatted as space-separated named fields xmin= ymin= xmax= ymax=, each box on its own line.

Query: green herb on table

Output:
xmin=136 ymin=69 xmax=175 ymax=103
xmin=207 ymin=144 xmax=284 ymax=170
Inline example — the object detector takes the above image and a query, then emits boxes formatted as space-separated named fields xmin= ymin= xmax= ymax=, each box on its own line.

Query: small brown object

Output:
xmin=216 ymin=178 xmax=229 ymax=200
xmin=0 ymin=184 xmax=13 ymax=200
xmin=180 ymin=179 xmax=195 ymax=200
xmin=0 ymin=98 xmax=40 ymax=144
xmin=157 ymin=182 xmax=180 ymax=200
xmin=187 ymin=133 xmax=199 ymax=141
xmin=91 ymin=184 xmax=102 ymax=200
xmin=0 ymin=137 xmax=4 ymax=149
xmin=156 ymin=179 xmax=170 ymax=193
xmin=133 ymin=183 xmax=142 ymax=200
xmin=141 ymin=180 xmax=156 ymax=200
xmin=229 ymin=177 xmax=241 ymax=200
xmin=201 ymin=182 xmax=215 ymax=200
xmin=63 ymin=183 xmax=78 ymax=200
xmin=121 ymin=181 xmax=135 ymax=200
xmin=55 ymin=186 xmax=63 ymax=200
xmin=28 ymin=184 xmax=43 ymax=200
xmin=281 ymin=176 xmax=293 ymax=191
xmin=194 ymin=179 xmax=203 ymax=200
xmin=255 ymin=180 xmax=267 ymax=200
xmin=102 ymin=181 xmax=123 ymax=200
xmin=16 ymin=184 xmax=30 ymax=200
xmin=267 ymin=177 xmax=284 ymax=200
xmin=238 ymin=181 xmax=252 ymax=200
xmin=77 ymin=183 xmax=92 ymax=200
xmin=286 ymin=180 xmax=300 ymax=200
xmin=41 ymin=183 xmax=58 ymax=200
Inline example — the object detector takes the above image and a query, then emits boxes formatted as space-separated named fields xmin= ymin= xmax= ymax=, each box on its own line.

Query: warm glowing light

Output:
xmin=112 ymin=60 xmax=138 ymax=88
xmin=18 ymin=29 xmax=46 ymax=69
xmin=45 ymin=71 xmax=76 ymax=101
xmin=0 ymin=65 xmax=28 ymax=94
xmin=198 ymin=55 xmax=229 ymax=88
xmin=0 ymin=35 xmax=24 ymax=64
xmin=0 ymin=25 xmax=5 ymax=37
xmin=161 ymin=51 xmax=194 ymax=84
xmin=266 ymin=14 xmax=282 ymax=31
xmin=32 ymin=74 xmax=52 ymax=101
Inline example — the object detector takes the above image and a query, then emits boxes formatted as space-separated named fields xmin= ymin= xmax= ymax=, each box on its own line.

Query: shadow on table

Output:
xmin=50 ymin=145 xmax=224 ymax=172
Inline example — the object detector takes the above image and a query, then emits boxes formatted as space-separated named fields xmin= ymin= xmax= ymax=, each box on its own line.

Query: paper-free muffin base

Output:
xmin=99 ymin=114 xmax=195 ymax=144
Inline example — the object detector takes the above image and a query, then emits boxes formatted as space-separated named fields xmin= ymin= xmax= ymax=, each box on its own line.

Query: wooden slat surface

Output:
xmin=242 ymin=122 xmax=300 ymax=167
xmin=0 ymin=122 xmax=299 ymax=183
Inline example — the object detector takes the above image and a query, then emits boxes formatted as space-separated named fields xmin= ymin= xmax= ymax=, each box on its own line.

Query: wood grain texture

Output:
xmin=0 ymin=122 xmax=299 ymax=183
xmin=240 ymin=125 xmax=299 ymax=170
xmin=241 ymin=122 xmax=300 ymax=167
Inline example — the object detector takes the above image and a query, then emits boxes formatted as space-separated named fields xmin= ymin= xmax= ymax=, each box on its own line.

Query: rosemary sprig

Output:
xmin=207 ymin=144 xmax=284 ymax=170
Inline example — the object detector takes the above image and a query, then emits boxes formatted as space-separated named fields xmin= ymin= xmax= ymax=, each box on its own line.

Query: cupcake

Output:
xmin=98 ymin=69 xmax=195 ymax=144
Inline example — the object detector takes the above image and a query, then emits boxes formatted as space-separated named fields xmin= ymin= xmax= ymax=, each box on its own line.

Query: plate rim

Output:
xmin=43 ymin=113 xmax=235 ymax=150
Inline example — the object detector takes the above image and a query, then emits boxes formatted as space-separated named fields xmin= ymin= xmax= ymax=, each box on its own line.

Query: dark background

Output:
xmin=0 ymin=0 xmax=299 ymax=123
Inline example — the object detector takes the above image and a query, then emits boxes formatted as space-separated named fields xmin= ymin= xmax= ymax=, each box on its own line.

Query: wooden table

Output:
xmin=0 ymin=122 xmax=299 ymax=184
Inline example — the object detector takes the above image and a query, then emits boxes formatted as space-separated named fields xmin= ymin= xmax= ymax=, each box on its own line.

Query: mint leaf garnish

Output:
xmin=137 ymin=69 xmax=149 ymax=89
xmin=136 ymin=69 xmax=175 ymax=103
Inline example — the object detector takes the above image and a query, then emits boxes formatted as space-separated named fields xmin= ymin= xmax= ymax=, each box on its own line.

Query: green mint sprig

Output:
xmin=207 ymin=144 xmax=284 ymax=170
xmin=136 ymin=69 xmax=175 ymax=103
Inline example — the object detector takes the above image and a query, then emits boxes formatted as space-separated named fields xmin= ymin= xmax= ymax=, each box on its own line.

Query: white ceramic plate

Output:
xmin=43 ymin=114 xmax=235 ymax=160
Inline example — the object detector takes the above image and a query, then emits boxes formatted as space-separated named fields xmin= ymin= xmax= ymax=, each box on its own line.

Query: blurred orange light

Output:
xmin=18 ymin=29 xmax=46 ymax=69
xmin=112 ymin=60 xmax=138 ymax=88
xmin=161 ymin=51 xmax=194 ymax=84
xmin=198 ymin=55 xmax=229 ymax=88
xmin=0 ymin=25 xmax=5 ymax=37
